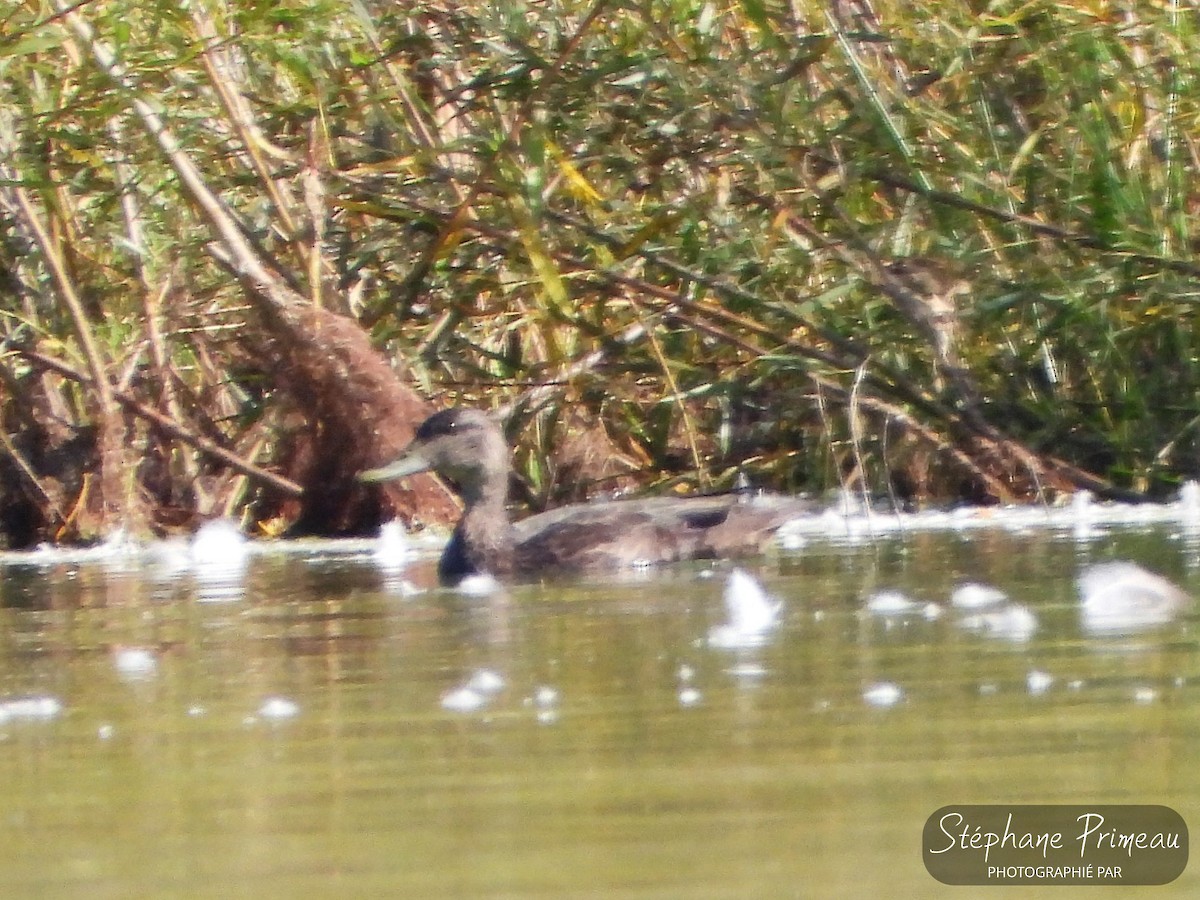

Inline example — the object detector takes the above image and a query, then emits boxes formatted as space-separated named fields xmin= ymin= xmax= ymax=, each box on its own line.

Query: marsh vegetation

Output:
xmin=1 ymin=0 xmax=1197 ymax=546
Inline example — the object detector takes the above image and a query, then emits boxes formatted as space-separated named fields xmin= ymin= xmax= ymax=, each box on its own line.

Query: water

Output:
xmin=1 ymin=513 xmax=1198 ymax=898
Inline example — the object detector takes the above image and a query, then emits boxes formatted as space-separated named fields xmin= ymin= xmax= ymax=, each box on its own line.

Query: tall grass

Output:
xmin=0 ymin=0 xmax=1197 ymax=543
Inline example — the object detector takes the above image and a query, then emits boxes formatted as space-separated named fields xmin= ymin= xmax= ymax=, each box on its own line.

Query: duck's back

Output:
xmin=512 ymin=494 xmax=812 ymax=573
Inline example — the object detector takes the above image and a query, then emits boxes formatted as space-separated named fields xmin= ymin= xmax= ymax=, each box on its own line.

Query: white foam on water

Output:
xmin=863 ymin=682 xmax=904 ymax=708
xmin=708 ymin=569 xmax=782 ymax=649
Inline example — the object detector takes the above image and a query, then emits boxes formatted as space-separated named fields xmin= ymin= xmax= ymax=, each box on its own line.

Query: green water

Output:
xmin=0 ymin=525 xmax=1197 ymax=898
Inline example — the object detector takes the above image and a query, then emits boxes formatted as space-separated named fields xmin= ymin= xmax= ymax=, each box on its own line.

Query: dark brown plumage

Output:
xmin=360 ymin=408 xmax=812 ymax=585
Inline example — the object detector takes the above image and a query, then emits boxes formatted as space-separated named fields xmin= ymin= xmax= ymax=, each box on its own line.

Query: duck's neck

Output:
xmin=439 ymin=472 xmax=515 ymax=583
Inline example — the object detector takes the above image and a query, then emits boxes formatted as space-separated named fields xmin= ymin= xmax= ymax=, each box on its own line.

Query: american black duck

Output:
xmin=360 ymin=408 xmax=814 ymax=584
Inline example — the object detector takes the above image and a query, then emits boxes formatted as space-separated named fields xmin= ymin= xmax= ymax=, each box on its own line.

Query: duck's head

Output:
xmin=359 ymin=408 xmax=509 ymax=504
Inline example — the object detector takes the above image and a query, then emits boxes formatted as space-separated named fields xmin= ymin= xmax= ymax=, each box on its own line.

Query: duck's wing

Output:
xmin=513 ymin=494 xmax=814 ymax=572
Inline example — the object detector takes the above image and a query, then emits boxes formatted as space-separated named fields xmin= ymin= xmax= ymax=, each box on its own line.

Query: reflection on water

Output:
xmin=0 ymin=520 xmax=1198 ymax=898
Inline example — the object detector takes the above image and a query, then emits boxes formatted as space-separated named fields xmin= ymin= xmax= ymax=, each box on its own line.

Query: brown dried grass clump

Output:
xmin=254 ymin=304 xmax=459 ymax=534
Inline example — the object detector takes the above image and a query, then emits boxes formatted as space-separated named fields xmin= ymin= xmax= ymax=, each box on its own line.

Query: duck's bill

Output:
xmin=358 ymin=451 xmax=432 ymax=482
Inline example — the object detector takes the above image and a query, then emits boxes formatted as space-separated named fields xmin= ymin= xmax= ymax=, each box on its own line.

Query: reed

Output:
xmin=0 ymin=0 xmax=1195 ymax=545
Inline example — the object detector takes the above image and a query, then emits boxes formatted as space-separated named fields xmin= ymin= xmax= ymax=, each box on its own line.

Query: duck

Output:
xmin=358 ymin=408 xmax=815 ymax=585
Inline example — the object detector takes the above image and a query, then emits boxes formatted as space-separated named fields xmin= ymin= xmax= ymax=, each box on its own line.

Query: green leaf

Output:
xmin=0 ymin=31 xmax=67 ymax=59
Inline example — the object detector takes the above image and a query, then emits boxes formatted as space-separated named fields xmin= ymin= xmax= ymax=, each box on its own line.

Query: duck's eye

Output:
xmin=418 ymin=411 xmax=468 ymax=440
